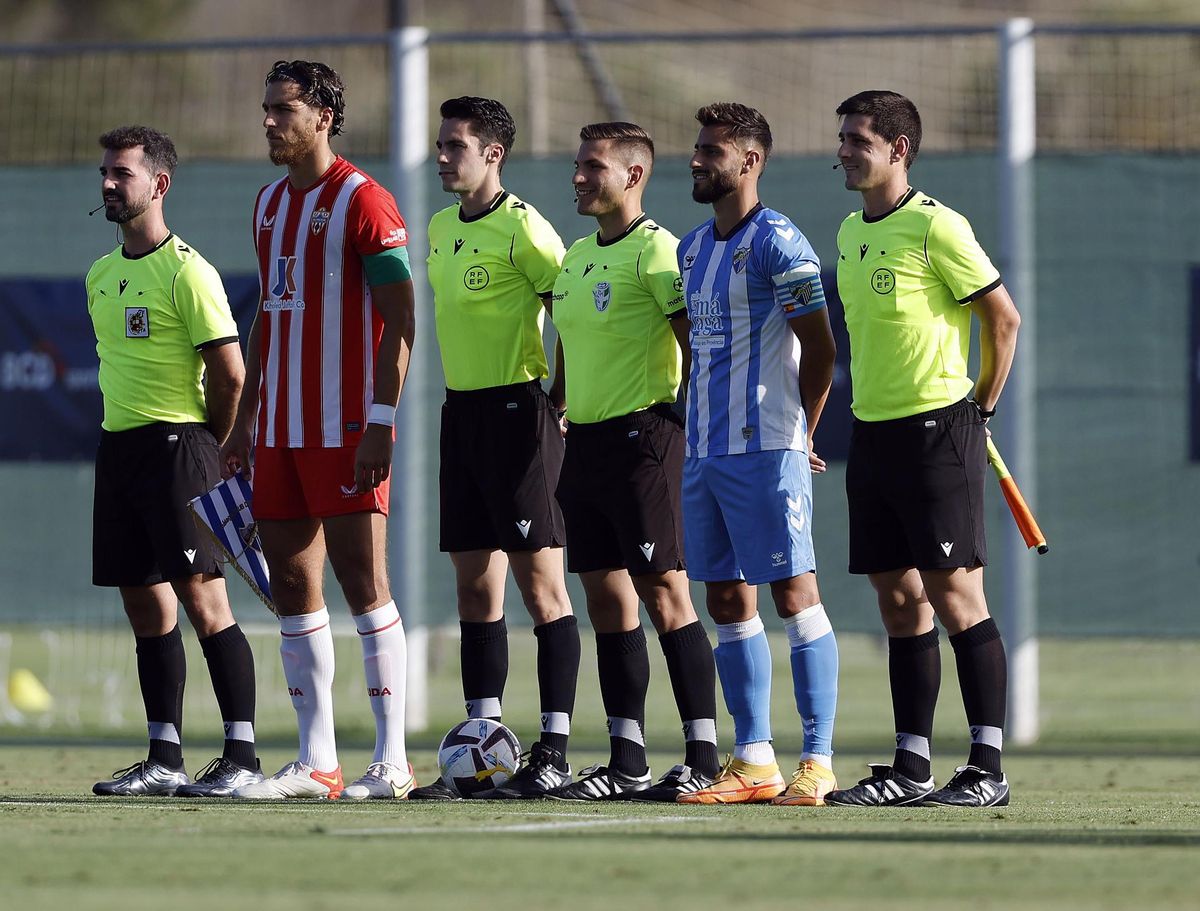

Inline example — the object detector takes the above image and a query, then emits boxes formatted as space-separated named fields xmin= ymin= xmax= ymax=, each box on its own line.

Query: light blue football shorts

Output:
xmin=682 ymin=449 xmax=816 ymax=585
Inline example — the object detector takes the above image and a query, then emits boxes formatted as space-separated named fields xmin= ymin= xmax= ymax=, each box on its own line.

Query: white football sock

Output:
xmin=356 ymin=601 xmax=408 ymax=767
xmin=279 ymin=608 xmax=338 ymax=771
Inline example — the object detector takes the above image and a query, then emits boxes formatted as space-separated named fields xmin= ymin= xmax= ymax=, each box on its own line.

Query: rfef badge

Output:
xmin=125 ymin=307 xmax=149 ymax=338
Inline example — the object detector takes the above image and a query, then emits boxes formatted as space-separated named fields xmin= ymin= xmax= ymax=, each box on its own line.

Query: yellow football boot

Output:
xmin=771 ymin=759 xmax=837 ymax=806
xmin=677 ymin=756 xmax=785 ymax=804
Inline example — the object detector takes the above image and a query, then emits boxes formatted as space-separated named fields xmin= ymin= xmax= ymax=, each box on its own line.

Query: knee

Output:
xmin=640 ymin=583 xmax=697 ymax=634
xmin=331 ymin=562 xmax=387 ymax=612
xmin=524 ymin=586 xmax=571 ymax=625
xmin=457 ymin=582 xmax=501 ymax=622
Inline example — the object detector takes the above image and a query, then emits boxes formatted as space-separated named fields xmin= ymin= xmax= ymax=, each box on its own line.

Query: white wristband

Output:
xmin=367 ymin=403 xmax=396 ymax=427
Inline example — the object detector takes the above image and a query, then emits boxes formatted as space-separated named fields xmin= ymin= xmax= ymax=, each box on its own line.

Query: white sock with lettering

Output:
xmin=356 ymin=601 xmax=408 ymax=767
xmin=279 ymin=608 xmax=338 ymax=772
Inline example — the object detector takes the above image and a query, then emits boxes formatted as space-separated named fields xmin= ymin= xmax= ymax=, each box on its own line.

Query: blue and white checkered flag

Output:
xmin=188 ymin=473 xmax=273 ymax=611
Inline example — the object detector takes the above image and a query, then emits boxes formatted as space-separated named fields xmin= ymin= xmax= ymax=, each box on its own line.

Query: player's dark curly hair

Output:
xmin=265 ymin=60 xmax=346 ymax=136
xmin=836 ymin=90 xmax=922 ymax=169
xmin=439 ymin=96 xmax=516 ymax=169
xmin=695 ymin=102 xmax=773 ymax=160
xmin=579 ymin=121 xmax=655 ymax=164
xmin=98 ymin=125 xmax=178 ymax=176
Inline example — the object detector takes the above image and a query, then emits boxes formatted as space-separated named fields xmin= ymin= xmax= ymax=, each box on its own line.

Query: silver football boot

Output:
xmin=176 ymin=758 xmax=264 ymax=798
xmin=92 ymin=760 xmax=190 ymax=796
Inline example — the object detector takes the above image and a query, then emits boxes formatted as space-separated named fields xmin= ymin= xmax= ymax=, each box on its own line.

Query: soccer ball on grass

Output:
xmin=437 ymin=718 xmax=522 ymax=797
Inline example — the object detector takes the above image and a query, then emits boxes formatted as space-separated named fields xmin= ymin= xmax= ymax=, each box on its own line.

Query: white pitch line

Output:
xmin=327 ymin=815 xmax=705 ymax=836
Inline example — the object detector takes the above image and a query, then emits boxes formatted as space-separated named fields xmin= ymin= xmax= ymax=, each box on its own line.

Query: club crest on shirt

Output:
xmin=732 ymin=246 xmax=751 ymax=274
xmin=592 ymin=281 xmax=611 ymax=312
xmin=125 ymin=307 xmax=149 ymax=338
xmin=310 ymin=208 xmax=331 ymax=235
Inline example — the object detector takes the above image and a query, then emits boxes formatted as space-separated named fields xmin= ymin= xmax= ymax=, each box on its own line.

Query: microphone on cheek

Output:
xmin=89 ymin=203 xmax=105 ymax=215
xmin=832 ymin=163 xmax=843 ymax=170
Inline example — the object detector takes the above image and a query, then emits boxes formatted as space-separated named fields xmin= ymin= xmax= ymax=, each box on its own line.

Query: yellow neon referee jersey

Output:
xmin=86 ymin=234 xmax=237 ymax=431
xmin=427 ymin=192 xmax=565 ymax=391
xmin=552 ymin=216 xmax=685 ymax=424
xmin=836 ymin=190 xmax=1000 ymax=421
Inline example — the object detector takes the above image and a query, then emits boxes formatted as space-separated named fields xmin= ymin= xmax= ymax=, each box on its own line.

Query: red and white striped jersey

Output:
xmin=252 ymin=156 xmax=408 ymax=448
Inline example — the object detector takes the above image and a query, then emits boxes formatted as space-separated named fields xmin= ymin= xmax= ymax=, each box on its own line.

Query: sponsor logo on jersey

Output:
xmin=592 ymin=281 xmax=611 ymax=312
xmin=689 ymin=290 xmax=726 ymax=349
xmin=383 ymin=226 xmax=408 ymax=246
xmin=310 ymin=207 xmax=331 ymax=235
xmin=125 ymin=307 xmax=149 ymax=338
xmin=270 ymin=256 xmax=298 ymax=298
xmin=118 ymin=279 xmax=129 ymax=296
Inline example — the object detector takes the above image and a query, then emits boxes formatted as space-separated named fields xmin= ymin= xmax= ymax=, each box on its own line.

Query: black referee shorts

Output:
xmin=439 ymin=380 xmax=567 ymax=554
xmin=92 ymin=422 xmax=224 ymax=587
xmin=556 ymin=404 xmax=686 ymax=576
xmin=846 ymin=397 xmax=987 ymax=575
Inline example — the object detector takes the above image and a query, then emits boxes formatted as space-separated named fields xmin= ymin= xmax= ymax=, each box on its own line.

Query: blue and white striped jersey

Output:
xmin=677 ymin=204 xmax=827 ymax=458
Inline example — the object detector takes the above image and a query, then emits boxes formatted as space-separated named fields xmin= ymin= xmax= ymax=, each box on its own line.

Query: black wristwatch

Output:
xmin=971 ymin=400 xmax=995 ymax=420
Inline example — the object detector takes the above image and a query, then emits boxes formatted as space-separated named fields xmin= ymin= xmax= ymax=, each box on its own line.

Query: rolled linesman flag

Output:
xmin=188 ymin=473 xmax=274 ymax=610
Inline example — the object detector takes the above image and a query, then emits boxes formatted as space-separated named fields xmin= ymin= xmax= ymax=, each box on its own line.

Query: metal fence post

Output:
xmin=998 ymin=17 xmax=1039 ymax=745
xmin=390 ymin=24 xmax=431 ymax=732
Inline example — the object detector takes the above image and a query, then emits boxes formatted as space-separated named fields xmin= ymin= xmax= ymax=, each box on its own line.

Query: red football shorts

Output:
xmin=253 ymin=445 xmax=390 ymax=520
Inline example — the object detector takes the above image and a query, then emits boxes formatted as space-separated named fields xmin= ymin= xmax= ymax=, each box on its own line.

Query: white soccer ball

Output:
xmin=437 ymin=718 xmax=522 ymax=797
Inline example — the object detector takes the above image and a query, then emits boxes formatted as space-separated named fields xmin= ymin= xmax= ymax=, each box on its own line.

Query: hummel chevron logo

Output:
xmin=261 ymin=215 xmax=275 ymax=228
xmin=118 ymin=279 xmax=129 ymax=295
xmin=583 ymin=263 xmax=596 ymax=276
xmin=786 ymin=495 xmax=802 ymax=512
xmin=940 ymin=541 xmax=954 ymax=556
xmin=516 ymin=519 xmax=532 ymax=538
xmin=774 ymin=226 xmax=796 ymax=241
xmin=920 ymin=199 xmax=937 ymax=206
xmin=454 ymin=238 xmax=465 ymax=254
xmin=859 ymin=243 xmax=869 ymax=261
xmin=638 ymin=541 xmax=655 ymax=561
xmin=184 ymin=548 xmax=197 ymax=564
xmin=766 ymin=218 xmax=787 ymax=226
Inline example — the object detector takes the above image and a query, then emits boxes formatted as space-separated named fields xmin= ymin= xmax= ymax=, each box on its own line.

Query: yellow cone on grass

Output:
xmin=9 ymin=668 xmax=53 ymax=713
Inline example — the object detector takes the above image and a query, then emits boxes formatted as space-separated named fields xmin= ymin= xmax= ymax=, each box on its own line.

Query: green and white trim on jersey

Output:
xmin=427 ymin=191 xmax=565 ymax=391
xmin=836 ymin=189 xmax=1001 ymax=422
xmin=552 ymin=215 xmax=685 ymax=424
xmin=86 ymin=234 xmax=237 ymax=431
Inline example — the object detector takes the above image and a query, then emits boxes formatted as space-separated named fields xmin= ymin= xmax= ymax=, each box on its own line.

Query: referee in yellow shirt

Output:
xmin=825 ymin=91 xmax=1021 ymax=808
xmin=86 ymin=126 xmax=261 ymax=798
xmin=546 ymin=122 xmax=720 ymax=802
xmin=415 ymin=97 xmax=580 ymax=800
